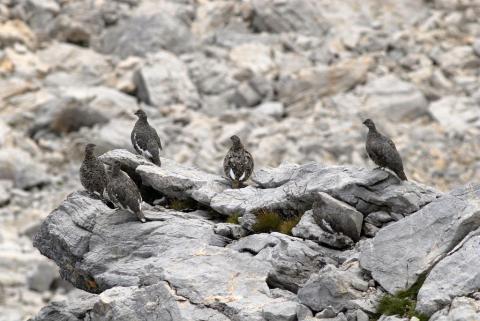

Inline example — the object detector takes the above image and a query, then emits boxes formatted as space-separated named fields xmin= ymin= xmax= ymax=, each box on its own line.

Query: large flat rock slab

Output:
xmin=101 ymin=150 xmax=439 ymax=218
xmin=416 ymin=228 xmax=480 ymax=316
xmin=33 ymin=192 xmax=297 ymax=320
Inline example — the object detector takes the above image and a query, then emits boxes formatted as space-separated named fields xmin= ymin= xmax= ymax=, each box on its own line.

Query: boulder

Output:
xmin=292 ymin=210 xmax=354 ymax=250
xmin=360 ymin=75 xmax=429 ymax=122
xmin=416 ymin=229 xmax=480 ymax=316
xmin=33 ymin=191 xmax=297 ymax=320
xmin=297 ymin=262 xmax=376 ymax=312
xmin=134 ymin=51 xmax=201 ymax=109
xmin=428 ymin=96 xmax=480 ymax=135
xmin=0 ymin=148 xmax=49 ymax=189
xmin=0 ymin=179 xmax=12 ymax=206
xmin=38 ymin=42 xmax=113 ymax=86
xmin=100 ymin=150 xmax=439 ymax=220
xmin=27 ymin=261 xmax=59 ymax=292
xmin=251 ymin=0 xmax=329 ymax=35
xmin=94 ymin=2 xmax=195 ymax=57
xmin=263 ymin=301 xmax=299 ymax=321
xmin=429 ymin=297 xmax=480 ymax=321
xmin=230 ymin=232 xmax=340 ymax=292
xmin=312 ymin=192 xmax=363 ymax=241
xmin=30 ymin=283 xmax=232 ymax=321
xmin=360 ymin=184 xmax=480 ymax=294
xmin=100 ymin=149 xmax=229 ymax=206
xmin=277 ymin=57 xmax=372 ymax=107
xmin=213 ymin=162 xmax=438 ymax=217
xmin=0 ymin=20 xmax=37 ymax=49
xmin=29 ymin=290 xmax=98 ymax=321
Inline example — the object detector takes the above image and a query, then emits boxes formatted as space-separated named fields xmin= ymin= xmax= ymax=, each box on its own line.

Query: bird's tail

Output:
xmin=136 ymin=210 xmax=147 ymax=223
xmin=152 ymin=154 xmax=161 ymax=167
xmin=396 ymin=169 xmax=408 ymax=181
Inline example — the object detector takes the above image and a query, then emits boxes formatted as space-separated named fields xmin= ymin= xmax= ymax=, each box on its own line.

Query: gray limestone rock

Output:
xmin=429 ymin=297 xmax=480 ymax=321
xmin=134 ymin=51 xmax=201 ymax=109
xmin=416 ymin=229 xmax=480 ymax=316
xmin=32 ymin=191 xmax=297 ymax=320
xmin=312 ymin=192 xmax=363 ymax=242
xmin=298 ymin=262 xmax=376 ymax=312
xmin=263 ymin=301 xmax=299 ymax=321
xmin=292 ymin=210 xmax=354 ymax=250
xmin=94 ymin=2 xmax=195 ymax=57
xmin=360 ymin=184 xmax=480 ymax=294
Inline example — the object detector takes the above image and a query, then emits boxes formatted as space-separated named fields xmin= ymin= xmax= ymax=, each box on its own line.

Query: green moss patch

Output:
xmin=226 ymin=213 xmax=241 ymax=224
xmin=252 ymin=209 xmax=301 ymax=236
xmin=374 ymin=274 xmax=428 ymax=321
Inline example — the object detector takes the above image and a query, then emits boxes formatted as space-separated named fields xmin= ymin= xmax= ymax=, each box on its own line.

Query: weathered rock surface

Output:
xmin=215 ymin=162 xmax=437 ymax=217
xmin=93 ymin=2 xmax=195 ymax=57
xmin=429 ymin=297 xmax=480 ymax=321
xmin=416 ymin=229 xmax=480 ymax=316
xmin=33 ymin=191 xmax=299 ymax=320
xmin=30 ymin=283 xmax=232 ymax=321
xmin=230 ymin=232 xmax=340 ymax=293
xmin=292 ymin=210 xmax=354 ymax=250
xmin=312 ymin=192 xmax=363 ymax=241
xmin=360 ymin=184 xmax=480 ymax=294
xmin=298 ymin=262 xmax=380 ymax=313
xmin=360 ymin=75 xmax=429 ymax=122
xmin=100 ymin=150 xmax=439 ymax=222
xmin=0 ymin=148 xmax=49 ymax=189
xmin=134 ymin=51 xmax=201 ymax=109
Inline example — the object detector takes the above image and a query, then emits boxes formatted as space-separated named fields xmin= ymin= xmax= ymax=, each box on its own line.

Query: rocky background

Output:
xmin=0 ymin=0 xmax=480 ymax=320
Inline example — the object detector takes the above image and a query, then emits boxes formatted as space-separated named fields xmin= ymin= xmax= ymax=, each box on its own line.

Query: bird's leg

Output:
xmin=232 ymin=180 xmax=240 ymax=189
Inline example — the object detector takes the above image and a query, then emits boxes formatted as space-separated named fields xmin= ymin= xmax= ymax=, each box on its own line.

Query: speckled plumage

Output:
xmin=223 ymin=135 xmax=254 ymax=188
xmin=80 ymin=144 xmax=107 ymax=197
xmin=131 ymin=109 xmax=162 ymax=166
xmin=107 ymin=161 xmax=146 ymax=223
xmin=363 ymin=119 xmax=408 ymax=181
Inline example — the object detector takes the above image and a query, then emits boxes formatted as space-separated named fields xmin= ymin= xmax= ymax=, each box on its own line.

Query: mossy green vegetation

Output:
xmin=374 ymin=274 xmax=428 ymax=321
xmin=252 ymin=209 xmax=301 ymax=236
xmin=167 ymin=198 xmax=197 ymax=211
xmin=226 ymin=213 xmax=241 ymax=224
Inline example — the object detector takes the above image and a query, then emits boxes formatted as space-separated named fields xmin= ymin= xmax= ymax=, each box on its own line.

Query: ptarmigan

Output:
xmin=223 ymin=135 xmax=254 ymax=188
xmin=363 ymin=119 xmax=408 ymax=181
xmin=106 ymin=161 xmax=147 ymax=223
xmin=79 ymin=143 xmax=107 ymax=197
xmin=131 ymin=109 xmax=162 ymax=166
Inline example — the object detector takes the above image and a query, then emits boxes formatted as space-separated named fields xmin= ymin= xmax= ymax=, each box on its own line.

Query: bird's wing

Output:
xmin=150 ymin=126 xmax=163 ymax=150
xmin=243 ymin=150 xmax=254 ymax=181
xmin=223 ymin=150 xmax=233 ymax=177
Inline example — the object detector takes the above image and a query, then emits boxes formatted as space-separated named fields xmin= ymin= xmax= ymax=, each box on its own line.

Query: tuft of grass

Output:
xmin=252 ymin=209 xmax=301 ymax=235
xmin=279 ymin=216 xmax=301 ymax=235
xmin=168 ymin=198 xmax=197 ymax=211
xmin=252 ymin=209 xmax=283 ymax=233
xmin=374 ymin=274 xmax=428 ymax=321
xmin=226 ymin=213 xmax=241 ymax=224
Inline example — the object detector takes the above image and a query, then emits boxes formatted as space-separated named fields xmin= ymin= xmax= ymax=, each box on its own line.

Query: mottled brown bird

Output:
xmin=131 ymin=109 xmax=162 ymax=166
xmin=223 ymin=135 xmax=254 ymax=188
xmin=363 ymin=119 xmax=407 ymax=181
xmin=80 ymin=143 xmax=107 ymax=197
xmin=107 ymin=161 xmax=146 ymax=223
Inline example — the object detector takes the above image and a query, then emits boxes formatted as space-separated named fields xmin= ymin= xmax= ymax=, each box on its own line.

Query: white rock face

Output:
xmin=360 ymin=75 xmax=429 ymax=122
xmin=360 ymin=185 xmax=480 ymax=294
xmin=312 ymin=192 xmax=364 ymax=241
xmin=428 ymin=96 xmax=480 ymax=135
xmin=416 ymin=229 xmax=480 ymax=316
xmin=429 ymin=297 xmax=480 ymax=321
xmin=134 ymin=51 xmax=201 ymax=109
